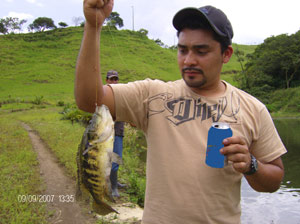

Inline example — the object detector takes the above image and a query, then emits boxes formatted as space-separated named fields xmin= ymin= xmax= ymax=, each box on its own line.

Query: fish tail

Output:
xmin=92 ymin=200 xmax=119 ymax=215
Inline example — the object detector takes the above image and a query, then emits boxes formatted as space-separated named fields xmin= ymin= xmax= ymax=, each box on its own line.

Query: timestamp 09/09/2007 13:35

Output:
xmin=17 ymin=194 xmax=75 ymax=203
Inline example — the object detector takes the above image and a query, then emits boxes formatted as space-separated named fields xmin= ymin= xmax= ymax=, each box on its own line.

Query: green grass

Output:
xmin=0 ymin=26 xmax=255 ymax=106
xmin=0 ymin=26 xmax=297 ymax=222
xmin=14 ymin=106 xmax=85 ymax=178
xmin=222 ymin=43 xmax=256 ymax=73
xmin=0 ymin=103 xmax=148 ymax=218
xmin=267 ymin=87 xmax=300 ymax=116
xmin=119 ymin=125 xmax=147 ymax=207
xmin=0 ymin=114 xmax=48 ymax=223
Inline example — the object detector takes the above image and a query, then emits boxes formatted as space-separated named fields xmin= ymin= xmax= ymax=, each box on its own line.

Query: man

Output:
xmin=105 ymin=70 xmax=125 ymax=197
xmin=75 ymin=1 xmax=287 ymax=223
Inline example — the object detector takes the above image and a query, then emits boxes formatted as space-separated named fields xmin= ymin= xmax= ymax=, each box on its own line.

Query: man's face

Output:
xmin=177 ymin=28 xmax=232 ymax=95
xmin=106 ymin=76 xmax=119 ymax=84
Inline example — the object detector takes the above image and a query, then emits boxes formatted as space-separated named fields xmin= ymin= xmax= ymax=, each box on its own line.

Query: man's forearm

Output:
xmin=75 ymin=24 xmax=103 ymax=113
xmin=244 ymin=157 xmax=284 ymax=193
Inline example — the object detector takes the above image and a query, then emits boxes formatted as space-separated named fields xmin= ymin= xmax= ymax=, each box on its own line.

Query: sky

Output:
xmin=1 ymin=0 xmax=300 ymax=46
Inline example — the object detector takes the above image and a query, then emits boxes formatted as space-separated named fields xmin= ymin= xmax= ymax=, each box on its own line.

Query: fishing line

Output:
xmin=94 ymin=4 xmax=129 ymax=108
xmin=95 ymin=7 xmax=99 ymax=107
xmin=106 ymin=24 xmax=129 ymax=70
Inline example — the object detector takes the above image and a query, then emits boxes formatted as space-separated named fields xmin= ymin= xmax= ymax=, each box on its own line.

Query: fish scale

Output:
xmin=76 ymin=105 xmax=119 ymax=215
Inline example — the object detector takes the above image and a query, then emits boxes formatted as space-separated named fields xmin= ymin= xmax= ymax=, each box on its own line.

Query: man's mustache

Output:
xmin=182 ymin=67 xmax=204 ymax=74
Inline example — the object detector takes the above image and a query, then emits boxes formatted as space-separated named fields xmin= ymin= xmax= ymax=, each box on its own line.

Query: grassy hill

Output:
xmin=0 ymin=26 xmax=298 ymax=223
xmin=0 ymin=26 xmax=255 ymax=106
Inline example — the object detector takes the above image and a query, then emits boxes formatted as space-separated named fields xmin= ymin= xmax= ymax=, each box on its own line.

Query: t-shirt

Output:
xmin=110 ymin=79 xmax=287 ymax=224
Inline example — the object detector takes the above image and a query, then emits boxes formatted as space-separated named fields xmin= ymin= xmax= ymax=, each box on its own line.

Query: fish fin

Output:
xmin=112 ymin=152 xmax=123 ymax=165
xmin=92 ymin=200 xmax=119 ymax=215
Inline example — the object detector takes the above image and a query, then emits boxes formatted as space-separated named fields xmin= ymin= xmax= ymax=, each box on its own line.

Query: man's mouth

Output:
xmin=182 ymin=68 xmax=204 ymax=80
xmin=182 ymin=68 xmax=204 ymax=75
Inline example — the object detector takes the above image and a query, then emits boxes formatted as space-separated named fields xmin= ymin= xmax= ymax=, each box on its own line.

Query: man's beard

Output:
xmin=182 ymin=67 xmax=207 ymax=88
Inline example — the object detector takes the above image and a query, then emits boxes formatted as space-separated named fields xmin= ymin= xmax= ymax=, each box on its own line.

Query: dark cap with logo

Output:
xmin=106 ymin=70 xmax=119 ymax=79
xmin=172 ymin=5 xmax=233 ymax=44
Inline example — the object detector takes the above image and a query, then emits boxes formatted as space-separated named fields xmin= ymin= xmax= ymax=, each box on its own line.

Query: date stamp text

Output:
xmin=18 ymin=194 xmax=75 ymax=203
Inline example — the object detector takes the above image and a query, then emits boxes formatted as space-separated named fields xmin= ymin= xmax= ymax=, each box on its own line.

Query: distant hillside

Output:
xmin=0 ymin=26 xmax=255 ymax=104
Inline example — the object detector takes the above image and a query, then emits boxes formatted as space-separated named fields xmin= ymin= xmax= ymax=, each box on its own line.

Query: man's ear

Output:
xmin=223 ymin=45 xmax=233 ymax=64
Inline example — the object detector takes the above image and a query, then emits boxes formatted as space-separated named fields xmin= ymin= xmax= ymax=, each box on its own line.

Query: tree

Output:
xmin=105 ymin=12 xmax=124 ymax=29
xmin=0 ymin=17 xmax=27 ymax=34
xmin=137 ymin=28 xmax=148 ymax=36
xmin=28 ymin=17 xmax=56 ymax=32
xmin=154 ymin=38 xmax=165 ymax=47
xmin=0 ymin=21 xmax=8 ymax=34
xmin=72 ymin=16 xmax=84 ymax=26
xmin=235 ymin=47 xmax=249 ymax=89
xmin=243 ymin=31 xmax=300 ymax=92
xmin=58 ymin=22 xmax=68 ymax=28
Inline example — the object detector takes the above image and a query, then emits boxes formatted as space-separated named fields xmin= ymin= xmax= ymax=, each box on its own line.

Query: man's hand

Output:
xmin=220 ymin=136 xmax=285 ymax=192
xmin=220 ymin=136 xmax=251 ymax=173
xmin=83 ymin=0 xmax=114 ymax=28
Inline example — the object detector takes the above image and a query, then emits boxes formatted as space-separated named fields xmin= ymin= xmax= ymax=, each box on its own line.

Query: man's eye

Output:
xmin=198 ymin=51 xmax=207 ymax=55
xmin=179 ymin=48 xmax=187 ymax=54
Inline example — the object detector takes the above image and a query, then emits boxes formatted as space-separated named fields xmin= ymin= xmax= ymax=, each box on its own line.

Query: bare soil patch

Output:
xmin=22 ymin=123 xmax=96 ymax=224
xmin=22 ymin=123 xmax=143 ymax=224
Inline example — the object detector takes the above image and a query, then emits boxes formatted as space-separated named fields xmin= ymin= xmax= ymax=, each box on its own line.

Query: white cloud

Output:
xmin=26 ymin=0 xmax=44 ymax=7
xmin=6 ymin=12 xmax=34 ymax=20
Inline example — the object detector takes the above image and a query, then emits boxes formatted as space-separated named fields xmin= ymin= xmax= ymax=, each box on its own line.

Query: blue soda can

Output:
xmin=205 ymin=122 xmax=233 ymax=168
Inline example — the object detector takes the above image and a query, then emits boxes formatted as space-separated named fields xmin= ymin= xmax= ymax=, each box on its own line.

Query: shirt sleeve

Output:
xmin=110 ymin=79 xmax=153 ymax=132
xmin=250 ymin=106 xmax=287 ymax=163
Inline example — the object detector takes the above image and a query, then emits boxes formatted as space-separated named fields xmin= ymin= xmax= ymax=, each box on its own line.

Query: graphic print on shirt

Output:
xmin=148 ymin=91 xmax=240 ymax=126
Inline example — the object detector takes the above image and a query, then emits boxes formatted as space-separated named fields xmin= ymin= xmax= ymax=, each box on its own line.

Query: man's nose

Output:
xmin=184 ymin=52 xmax=197 ymax=66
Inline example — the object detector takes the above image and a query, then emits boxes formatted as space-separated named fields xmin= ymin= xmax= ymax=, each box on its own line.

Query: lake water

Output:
xmin=241 ymin=119 xmax=300 ymax=224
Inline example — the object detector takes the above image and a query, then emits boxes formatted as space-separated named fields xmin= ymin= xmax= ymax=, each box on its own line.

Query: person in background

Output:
xmin=75 ymin=1 xmax=287 ymax=223
xmin=106 ymin=70 xmax=125 ymax=197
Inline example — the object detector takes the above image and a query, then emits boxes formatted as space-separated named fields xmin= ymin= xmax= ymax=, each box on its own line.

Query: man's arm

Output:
xmin=221 ymin=136 xmax=285 ymax=193
xmin=244 ymin=157 xmax=284 ymax=193
xmin=75 ymin=0 xmax=116 ymax=116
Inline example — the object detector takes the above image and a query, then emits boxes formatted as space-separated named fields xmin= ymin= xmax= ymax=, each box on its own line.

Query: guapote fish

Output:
xmin=76 ymin=105 xmax=121 ymax=215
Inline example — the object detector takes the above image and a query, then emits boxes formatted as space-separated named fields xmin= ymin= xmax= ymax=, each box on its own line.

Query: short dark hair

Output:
xmin=176 ymin=16 xmax=230 ymax=54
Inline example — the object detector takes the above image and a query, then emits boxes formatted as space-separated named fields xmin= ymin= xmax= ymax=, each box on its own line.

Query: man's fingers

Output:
xmin=227 ymin=152 xmax=247 ymax=163
xmin=232 ymin=162 xmax=248 ymax=172
xmin=223 ymin=136 xmax=247 ymax=146
xmin=98 ymin=0 xmax=105 ymax=7
xmin=220 ymin=142 xmax=248 ymax=155
xmin=84 ymin=0 xmax=108 ymax=8
xmin=220 ymin=138 xmax=252 ymax=173
xmin=83 ymin=0 xmax=113 ymax=27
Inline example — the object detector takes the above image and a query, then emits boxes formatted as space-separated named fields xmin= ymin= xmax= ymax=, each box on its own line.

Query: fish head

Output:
xmin=87 ymin=105 xmax=114 ymax=143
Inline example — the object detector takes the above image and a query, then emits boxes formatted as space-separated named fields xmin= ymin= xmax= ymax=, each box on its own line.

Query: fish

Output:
xmin=76 ymin=104 xmax=121 ymax=215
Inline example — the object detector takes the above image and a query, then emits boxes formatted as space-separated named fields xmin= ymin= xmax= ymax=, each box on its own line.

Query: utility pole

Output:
xmin=132 ymin=6 xmax=135 ymax=31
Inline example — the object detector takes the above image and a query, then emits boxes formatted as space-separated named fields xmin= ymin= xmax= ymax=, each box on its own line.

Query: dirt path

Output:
xmin=22 ymin=123 xmax=143 ymax=224
xmin=22 ymin=123 xmax=96 ymax=224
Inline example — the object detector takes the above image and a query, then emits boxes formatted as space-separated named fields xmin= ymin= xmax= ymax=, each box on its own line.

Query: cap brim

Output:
xmin=172 ymin=7 xmax=226 ymax=37
xmin=107 ymin=75 xmax=118 ymax=78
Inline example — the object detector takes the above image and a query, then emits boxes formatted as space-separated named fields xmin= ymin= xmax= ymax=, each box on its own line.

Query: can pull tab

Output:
xmin=213 ymin=122 xmax=230 ymax=129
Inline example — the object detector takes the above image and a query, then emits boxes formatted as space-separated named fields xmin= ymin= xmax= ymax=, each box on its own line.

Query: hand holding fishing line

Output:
xmin=83 ymin=0 xmax=114 ymax=28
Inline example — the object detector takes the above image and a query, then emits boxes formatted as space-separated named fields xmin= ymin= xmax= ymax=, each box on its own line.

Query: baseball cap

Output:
xmin=172 ymin=5 xmax=233 ymax=44
xmin=106 ymin=70 xmax=119 ymax=79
